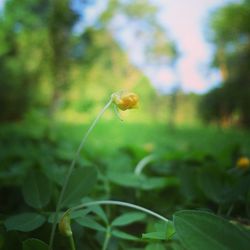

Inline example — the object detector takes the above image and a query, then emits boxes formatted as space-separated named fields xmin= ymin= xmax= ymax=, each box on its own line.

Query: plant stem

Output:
xmin=226 ymin=204 xmax=234 ymax=217
xmin=49 ymin=97 xmax=113 ymax=250
xmin=134 ymin=154 xmax=155 ymax=175
xmin=69 ymin=234 xmax=76 ymax=250
xmin=102 ymin=226 xmax=111 ymax=250
xmin=70 ymin=200 xmax=169 ymax=223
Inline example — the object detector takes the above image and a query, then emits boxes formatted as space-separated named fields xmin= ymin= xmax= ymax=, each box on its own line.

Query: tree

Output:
xmin=47 ymin=0 xmax=79 ymax=116
xmin=0 ymin=0 xmax=83 ymax=120
xmin=0 ymin=0 xmax=50 ymax=121
xmin=200 ymin=0 xmax=250 ymax=127
xmin=0 ymin=0 xmax=177 ymax=122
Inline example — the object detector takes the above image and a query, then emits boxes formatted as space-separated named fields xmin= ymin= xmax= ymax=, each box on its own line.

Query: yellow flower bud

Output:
xmin=59 ymin=212 xmax=72 ymax=237
xmin=143 ymin=143 xmax=155 ymax=153
xmin=112 ymin=92 xmax=139 ymax=111
xmin=236 ymin=157 xmax=250 ymax=170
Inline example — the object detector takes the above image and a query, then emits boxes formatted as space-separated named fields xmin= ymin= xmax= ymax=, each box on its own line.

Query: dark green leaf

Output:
xmin=165 ymin=221 xmax=175 ymax=240
xmin=108 ymin=172 xmax=176 ymax=190
xmin=75 ymin=216 xmax=106 ymax=232
xmin=111 ymin=212 xmax=146 ymax=227
xmin=47 ymin=212 xmax=63 ymax=224
xmin=174 ymin=210 xmax=250 ymax=250
xmin=70 ymin=209 xmax=91 ymax=219
xmin=198 ymin=168 xmax=234 ymax=204
xmin=178 ymin=166 xmax=200 ymax=201
xmin=22 ymin=170 xmax=52 ymax=209
xmin=141 ymin=177 xmax=175 ymax=190
xmin=22 ymin=238 xmax=49 ymax=250
xmin=5 ymin=213 xmax=46 ymax=232
xmin=89 ymin=205 xmax=108 ymax=224
xmin=145 ymin=243 xmax=165 ymax=250
xmin=142 ymin=231 xmax=166 ymax=240
xmin=142 ymin=221 xmax=175 ymax=240
xmin=112 ymin=229 xmax=138 ymax=241
xmin=61 ymin=167 xmax=97 ymax=206
xmin=108 ymin=172 xmax=143 ymax=188
xmin=47 ymin=209 xmax=91 ymax=224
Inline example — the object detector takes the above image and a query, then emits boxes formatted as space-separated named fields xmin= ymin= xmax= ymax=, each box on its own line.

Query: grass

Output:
xmin=1 ymin=118 xmax=250 ymax=250
xmin=54 ymin=119 xmax=250 ymax=170
xmin=2 ymin=116 xmax=249 ymax=167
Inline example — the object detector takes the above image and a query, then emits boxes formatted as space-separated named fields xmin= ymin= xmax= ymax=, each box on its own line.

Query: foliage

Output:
xmin=200 ymin=0 xmax=250 ymax=127
xmin=0 ymin=0 xmax=50 ymax=120
xmin=0 ymin=0 xmax=175 ymax=122
xmin=174 ymin=210 xmax=250 ymax=250
xmin=1 ymin=117 xmax=250 ymax=249
xmin=1 ymin=0 xmax=250 ymax=249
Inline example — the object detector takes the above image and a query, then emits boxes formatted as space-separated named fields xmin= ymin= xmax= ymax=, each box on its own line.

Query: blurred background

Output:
xmin=0 ymin=0 xmax=250 ymax=172
xmin=1 ymin=0 xmax=250 ymax=128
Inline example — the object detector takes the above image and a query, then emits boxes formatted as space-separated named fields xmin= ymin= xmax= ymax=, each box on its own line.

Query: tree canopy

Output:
xmin=200 ymin=0 xmax=250 ymax=127
xmin=0 ymin=0 xmax=176 ymax=122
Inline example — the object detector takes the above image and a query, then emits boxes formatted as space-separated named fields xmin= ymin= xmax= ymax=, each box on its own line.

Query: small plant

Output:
xmin=49 ymin=91 xmax=144 ymax=249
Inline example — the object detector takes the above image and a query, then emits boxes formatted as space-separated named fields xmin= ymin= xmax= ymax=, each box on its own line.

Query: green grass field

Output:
xmin=56 ymin=120 xmax=250 ymax=164
xmin=1 ymin=118 xmax=250 ymax=250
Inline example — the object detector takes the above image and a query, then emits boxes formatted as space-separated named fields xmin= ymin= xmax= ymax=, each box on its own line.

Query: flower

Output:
xmin=143 ymin=143 xmax=155 ymax=153
xmin=236 ymin=157 xmax=250 ymax=170
xmin=112 ymin=92 xmax=139 ymax=111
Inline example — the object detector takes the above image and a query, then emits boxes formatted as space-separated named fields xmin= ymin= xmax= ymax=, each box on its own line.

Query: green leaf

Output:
xmin=178 ymin=166 xmax=200 ymax=201
xmin=22 ymin=238 xmax=49 ymax=250
xmin=61 ymin=167 xmax=97 ymax=206
xmin=89 ymin=205 xmax=108 ymax=224
xmin=70 ymin=209 xmax=91 ymax=219
xmin=198 ymin=168 xmax=234 ymax=204
xmin=142 ymin=221 xmax=175 ymax=240
xmin=5 ymin=213 xmax=46 ymax=232
xmin=22 ymin=170 xmax=52 ymax=209
xmin=108 ymin=172 xmax=176 ymax=190
xmin=171 ymin=241 xmax=187 ymax=250
xmin=111 ymin=212 xmax=146 ymax=227
xmin=141 ymin=177 xmax=174 ymax=190
xmin=75 ymin=216 xmax=106 ymax=232
xmin=48 ymin=209 xmax=91 ymax=224
xmin=145 ymin=243 xmax=165 ymax=250
xmin=166 ymin=221 xmax=175 ymax=240
xmin=142 ymin=231 xmax=166 ymax=240
xmin=47 ymin=212 xmax=63 ymax=224
xmin=107 ymin=172 xmax=143 ymax=188
xmin=174 ymin=210 xmax=250 ymax=250
xmin=112 ymin=229 xmax=138 ymax=241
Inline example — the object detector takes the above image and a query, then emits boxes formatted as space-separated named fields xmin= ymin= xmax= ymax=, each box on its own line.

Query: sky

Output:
xmin=150 ymin=0 xmax=237 ymax=94
xmin=81 ymin=0 xmax=239 ymax=94
xmin=149 ymin=0 xmax=222 ymax=93
xmin=0 ymin=0 xmax=4 ymax=9
xmin=112 ymin=0 xmax=240 ymax=94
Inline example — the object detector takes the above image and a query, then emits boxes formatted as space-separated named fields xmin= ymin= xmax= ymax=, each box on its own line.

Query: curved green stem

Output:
xmin=134 ymin=154 xmax=156 ymax=175
xmin=70 ymin=200 xmax=169 ymax=223
xmin=226 ymin=204 xmax=234 ymax=217
xmin=49 ymin=97 xmax=113 ymax=250
xmin=69 ymin=234 xmax=76 ymax=250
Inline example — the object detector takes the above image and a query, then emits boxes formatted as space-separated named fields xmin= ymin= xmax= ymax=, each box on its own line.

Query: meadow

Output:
xmin=1 ymin=108 xmax=250 ymax=250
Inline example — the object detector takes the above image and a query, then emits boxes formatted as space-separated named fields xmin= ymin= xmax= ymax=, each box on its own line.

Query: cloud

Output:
xmin=0 ymin=0 xmax=5 ymax=10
